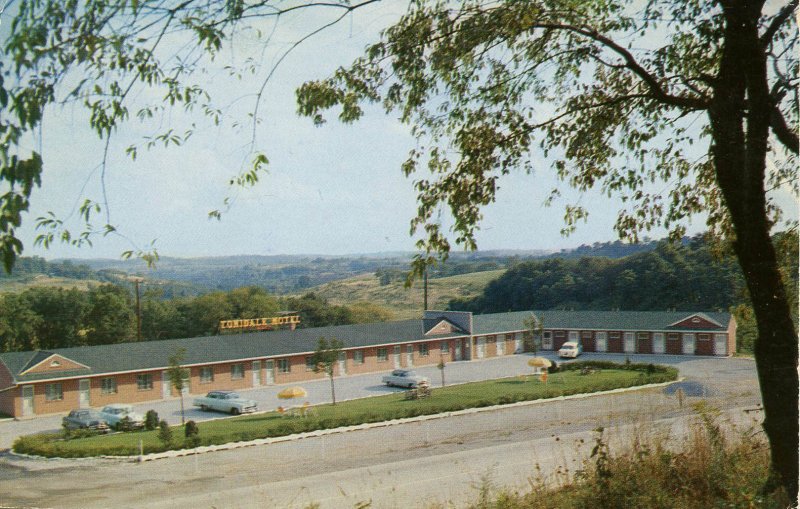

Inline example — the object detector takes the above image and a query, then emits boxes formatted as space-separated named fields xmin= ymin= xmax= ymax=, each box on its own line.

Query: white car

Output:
xmin=382 ymin=369 xmax=429 ymax=388
xmin=193 ymin=391 xmax=258 ymax=415
xmin=558 ymin=341 xmax=583 ymax=358
xmin=100 ymin=404 xmax=145 ymax=430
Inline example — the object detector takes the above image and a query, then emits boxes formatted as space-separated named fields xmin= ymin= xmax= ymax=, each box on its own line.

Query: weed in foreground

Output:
xmin=428 ymin=408 xmax=790 ymax=509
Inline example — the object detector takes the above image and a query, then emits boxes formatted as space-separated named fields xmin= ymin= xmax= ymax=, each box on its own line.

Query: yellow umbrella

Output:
xmin=278 ymin=386 xmax=308 ymax=399
xmin=527 ymin=357 xmax=552 ymax=368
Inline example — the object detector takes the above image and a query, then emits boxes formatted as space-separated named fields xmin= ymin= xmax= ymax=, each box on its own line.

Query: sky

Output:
xmin=5 ymin=1 xmax=798 ymax=261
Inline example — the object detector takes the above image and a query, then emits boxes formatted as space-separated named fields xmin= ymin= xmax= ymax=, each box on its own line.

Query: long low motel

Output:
xmin=0 ymin=310 xmax=735 ymax=418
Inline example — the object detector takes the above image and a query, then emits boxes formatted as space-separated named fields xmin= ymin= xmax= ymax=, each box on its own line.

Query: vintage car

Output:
xmin=381 ymin=369 xmax=429 ymax=388
xmin=99 ymin=404 xmax=146 ymax=430
xmin=62 ymin=409 xmax=110 ymax=432
xmin=193 ymin=391 xmax=258 ymax=415
xmin=558 ymin=341 xmax=583 ymax=359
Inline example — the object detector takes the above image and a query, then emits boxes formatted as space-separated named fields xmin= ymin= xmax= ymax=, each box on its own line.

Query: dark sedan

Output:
xmin=62 ymin=409 xmax=110 ymax=432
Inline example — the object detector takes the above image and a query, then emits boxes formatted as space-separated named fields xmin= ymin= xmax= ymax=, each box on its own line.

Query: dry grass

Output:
xmin=433 ymin=404 xmax=790 ymax=509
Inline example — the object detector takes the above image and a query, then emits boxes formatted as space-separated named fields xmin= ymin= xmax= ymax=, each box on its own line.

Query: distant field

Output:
xmin=306 ymin=269 xmax=506 ymax=319
xmin=0 ymin=275 xmax=99 ymax=293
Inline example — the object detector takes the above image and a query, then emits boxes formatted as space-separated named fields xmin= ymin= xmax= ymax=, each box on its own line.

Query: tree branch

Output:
xmin=770 ymin=108 xmax=799 ymax=154
xmin=761 ymin=0 xmax=798 ymax=46
xmin=533 ymin=22 xmax=710 ymax=110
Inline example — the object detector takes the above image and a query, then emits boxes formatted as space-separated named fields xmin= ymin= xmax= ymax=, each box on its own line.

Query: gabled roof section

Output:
xmin=20 ymin=352 xmax=91 ymax=376
xmin=423 ymin=318 xmax=468 ymax=336
xmin=666 ymin=313 xmax=725 ymax=329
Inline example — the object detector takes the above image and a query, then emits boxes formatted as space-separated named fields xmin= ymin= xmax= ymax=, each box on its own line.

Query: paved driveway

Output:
xmin=0 ymin=353 xmax=757 ymax=449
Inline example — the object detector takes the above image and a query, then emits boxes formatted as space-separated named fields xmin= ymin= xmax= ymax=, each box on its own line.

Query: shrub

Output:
xmin=157 ymin=420 xmax=172 ymax=447
xmin=145 ymin=410 xmax=159 ymax=431
xmin=117 ymin=416 xmax=134 ymax=432
xmin=184 ymin=420 xmax=199 ymax=438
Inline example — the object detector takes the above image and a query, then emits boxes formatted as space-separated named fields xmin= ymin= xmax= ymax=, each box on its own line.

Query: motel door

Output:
xmin=338 ymin=352 xmax=347 ymax=376
xmin=454 ymin=341 xmax=462 ymax=361
xmin=162 ymin=371 xmax=171 ymax=398
xmin=476 ymin=337 xmax=486 ymax=359
xmin=393 ymin=346 xmax=402 ymax=368
xmin=714 ymin=334 xmax=727 ymax=356
xmin=78 ymin=379 xmax=91 ymax=408
xmin=21 ymin=385 xmax=34 ymax=417
xmin=253 ymin=361 xmax=262 ymax=386
xmin=595 ymin=332 xmax=607 ymax=352
xmin=496 ymin=338 xmax=505 ymax=356
xmin=682 ymin=334 xmax=696 ymax=355
xmin=623 ymin=333 xmax=636 ymax=353
xmin=406 ymin=345 xmax=414 ymax=367
xmin=652 ymin=333 xmax=665 ymax=354
xmin=265 ymin=360 xmax=275 ymax=384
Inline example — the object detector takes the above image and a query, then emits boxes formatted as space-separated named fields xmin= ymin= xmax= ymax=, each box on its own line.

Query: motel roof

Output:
xmin=0 ymin=319 xmax=464 ymax=384
xmin=471 ymin=310 xmax=731 ymax=335
xmin=0 ymin=310 xmax=731 ymax=384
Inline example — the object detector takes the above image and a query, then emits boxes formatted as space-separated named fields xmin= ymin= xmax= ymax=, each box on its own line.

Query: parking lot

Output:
xmin=0 ymin=352 xmax=758 ymax=449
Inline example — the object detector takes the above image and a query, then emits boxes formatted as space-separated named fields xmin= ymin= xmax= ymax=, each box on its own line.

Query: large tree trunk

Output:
xmin=710 ymin=1 xmax=799 ymax=500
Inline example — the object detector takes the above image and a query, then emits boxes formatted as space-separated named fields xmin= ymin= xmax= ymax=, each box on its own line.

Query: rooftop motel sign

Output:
xmin=219 ymin=315 xmax=301 ymax=331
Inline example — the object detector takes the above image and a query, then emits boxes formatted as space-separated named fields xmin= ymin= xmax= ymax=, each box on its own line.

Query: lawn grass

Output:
xmin=14 ymin=362 xmax=677 ymax=458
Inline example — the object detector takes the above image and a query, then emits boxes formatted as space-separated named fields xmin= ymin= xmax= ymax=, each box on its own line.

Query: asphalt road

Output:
xmin=0 ymin=354 xmax=762 ymax=508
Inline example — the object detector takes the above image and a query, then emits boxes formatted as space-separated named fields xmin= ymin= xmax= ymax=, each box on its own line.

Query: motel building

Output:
xmin=0 ymin=310 xmax=735 ymax=418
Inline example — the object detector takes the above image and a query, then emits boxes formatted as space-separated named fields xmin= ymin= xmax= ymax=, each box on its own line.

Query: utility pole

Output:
xmin=423 ymin=268 xmax=428 ymax=311
xmin=134 ymin=278 xmax=142 ymax=341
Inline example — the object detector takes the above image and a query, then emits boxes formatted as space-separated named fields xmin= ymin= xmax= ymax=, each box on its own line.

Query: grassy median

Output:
xmin=14 ymin=361 xmax=677 ymax=458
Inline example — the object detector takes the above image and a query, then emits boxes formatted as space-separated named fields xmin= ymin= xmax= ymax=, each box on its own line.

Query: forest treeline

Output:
xmin=0 ymin=287 xmax=393 ymax=353
xmin=2 ymin=233 xmax=794 ymax=354
xmin=449 ymin=233 xmax=798 ymax=352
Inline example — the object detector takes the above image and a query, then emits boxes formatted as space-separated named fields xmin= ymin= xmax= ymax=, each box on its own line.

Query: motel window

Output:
xmin=609 ymin=332 xmax=620 ymax=339
xmin=419 ymin=343 xmax=430 ymax=357
xmin=555 ymin=331 xmax=565 ymax=338
xmin=581 ymin=331 xmax=592 ymax=339
xmin=199 ymin=367 xmax=214 ymax=383
xmin=231 ymin=363 xmax=245 ymax=380
xmin=45 ymin=383 xmax=63 ymax=401
xmin=137 ymin=374 xmax=153 ymax=391
xmin=440 ymin=341 xmax=450 ymax=354
xmin=305 ymin=356 xmax=316 ymax=371
xmin=543 ymin=331 xmax=552 ymax=340
xmin=487 ymin=336 xmax=496 ymax=343
xmin=353 ymin=350 xmax=364 ymax=364
xmin=377 ymin=348 xmax=388 ymax=362
xmin=101 ymin=377 xmax=117 ymax=395
xmin=505 ymin=334 xmax=515 ymax=342
xmin=698 ymin=334 xmax=711 ymax=341
xmin=278 ymin=359 xmax=291 ymax=373
xmin=637 ymin=332 xmax=649 ymax=340
xmin=668 ymin=333 xmax=680 ymax=341
xmin=568 ymin=331 xmax=579 ymax=341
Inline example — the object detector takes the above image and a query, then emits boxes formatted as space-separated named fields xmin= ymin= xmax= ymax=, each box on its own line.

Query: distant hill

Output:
xmin=4 ymin=239 xmax=660 ymax=296
xmin=306 ymin=269 xmax=507 ymax=320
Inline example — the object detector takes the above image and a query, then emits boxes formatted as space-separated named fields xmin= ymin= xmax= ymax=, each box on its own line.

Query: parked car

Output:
xmin=62 ymin=409 xmax=110 ymax=432
xmin=382 ymin=369 xmax=429 ymax=388
xmin=558 ymin=341 xmax=583 ymax=358
xmin=99 ymin=404 xmax=145 ymax=430
xmin=193 ymin=391 xmax=258 ymax=415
